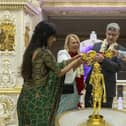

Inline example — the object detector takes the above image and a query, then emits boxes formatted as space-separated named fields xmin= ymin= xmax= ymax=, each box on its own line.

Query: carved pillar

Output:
xmin=0 ymin=0 xmax=42 ymax=125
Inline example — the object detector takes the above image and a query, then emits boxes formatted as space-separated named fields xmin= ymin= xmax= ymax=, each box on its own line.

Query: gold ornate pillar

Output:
xmin=0 ymin=0 xmax=42 ymax=125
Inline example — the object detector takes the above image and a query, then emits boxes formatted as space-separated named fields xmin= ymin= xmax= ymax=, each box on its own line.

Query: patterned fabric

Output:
xmin=17 ymin=48 xmax=66 ymax=126
xmin=56 ymin=81 xmax=79 ymax=115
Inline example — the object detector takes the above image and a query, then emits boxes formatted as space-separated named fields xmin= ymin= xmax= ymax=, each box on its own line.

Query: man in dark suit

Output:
xmin=85 ymin=23 xmax=126 ymax=108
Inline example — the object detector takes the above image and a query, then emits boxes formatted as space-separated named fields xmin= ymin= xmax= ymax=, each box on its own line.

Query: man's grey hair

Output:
xmin=106 ymin=23 xmax=120 ymax=32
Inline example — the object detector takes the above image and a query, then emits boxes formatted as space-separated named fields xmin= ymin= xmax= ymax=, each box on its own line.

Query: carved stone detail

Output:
xmin=0 ymin=57 xmax=16 ymax=88
xmin=0 ymin=95 xmax=15 ymax=126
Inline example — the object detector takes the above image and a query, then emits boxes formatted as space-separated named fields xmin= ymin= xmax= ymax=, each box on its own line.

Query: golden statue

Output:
xmin=24 ymin=25 xmax=30 ymax=48
xmin=90 ymin=62 xmax=106 ymax=116
xmin=85 ymin=62 xmax=107 ymax=126
xmin=0 ymin=18 xmax=15 ymax=51
xmin=80 ymin=51 xmax=112 ymax=126
xmin=81 ymin=51 xmax=107 ymax=126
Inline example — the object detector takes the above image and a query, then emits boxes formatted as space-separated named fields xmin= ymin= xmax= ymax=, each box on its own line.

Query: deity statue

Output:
xmin=0 ymin=17 xmax=15 ymax=51
xmin=89 ymin=62 xmax=106 ymax=116
xmin=24 ymin=25 xmax=30 ymax=48
xmin=81 ymin=51 xmax=111 ymax=126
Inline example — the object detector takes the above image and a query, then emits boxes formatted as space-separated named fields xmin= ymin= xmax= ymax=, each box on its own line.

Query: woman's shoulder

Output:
xmin=32 ymin=48 xmax=51 ymax=61
xmin=40 ymin=48 xmax=52 ymax=56
xmin=34 ymin=48 xmax=47 ymax=55
xmin=32 ymin=48 xmax=42 ymax=61
xmin=58 ymin=49 xmax=68 ymax=55
xmin=57 ymin=49 xmax=70 ymax=62
xmin=41 ymin=48 xmax=56 ymax=61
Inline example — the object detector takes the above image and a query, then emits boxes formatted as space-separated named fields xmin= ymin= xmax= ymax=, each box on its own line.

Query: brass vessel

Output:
xmin=87 ymin=115 xmax=105 ymax=126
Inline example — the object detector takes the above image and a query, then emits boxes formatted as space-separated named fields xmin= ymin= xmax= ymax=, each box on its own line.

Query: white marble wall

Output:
xmin=0 ymin=1 xmax=42 ymax=125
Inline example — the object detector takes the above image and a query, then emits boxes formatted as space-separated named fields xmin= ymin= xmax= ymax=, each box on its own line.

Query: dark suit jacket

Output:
xmin=86 ymin=42 xmax=125 ymax=98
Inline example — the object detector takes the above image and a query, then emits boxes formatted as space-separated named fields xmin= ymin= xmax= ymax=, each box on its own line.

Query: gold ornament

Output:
xmin=84 ymin=62 xmax=107 ymax=126
xmin=81 ymin=50 xmax=96 ymax=65
xmin=0 ymin=13 xmax=15 ymax=51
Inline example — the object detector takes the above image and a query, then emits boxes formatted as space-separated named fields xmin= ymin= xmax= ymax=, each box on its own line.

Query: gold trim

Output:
xmin=0 ymin=3 xmax=40 ymax=15
xmin=42 ymin=2 xmax=126 ymax=7
xmin=0 ymin=3 xmax=25 ymax=9
xmin=55 ymin=116 xmax=60 ymax=126
xmin=0 ymin=0 xmax=28 ymax=2
xmin=0 ymin=87 xmax=21 ymax=94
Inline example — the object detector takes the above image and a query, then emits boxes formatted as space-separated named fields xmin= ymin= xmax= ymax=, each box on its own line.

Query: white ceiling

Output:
xmin=40 ymin=1 xmax=126 ymax=17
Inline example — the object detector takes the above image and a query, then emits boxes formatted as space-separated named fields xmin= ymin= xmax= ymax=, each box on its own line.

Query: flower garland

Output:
xmin=69 ymin=52 xmax=85 ymax=109
xmin=75 ymin=65 xmax=85 ymax=109
xmin=76 ymin=64 xmax=84 ymax=78
xmin=99 ymin=39 xmax=118 ymax=53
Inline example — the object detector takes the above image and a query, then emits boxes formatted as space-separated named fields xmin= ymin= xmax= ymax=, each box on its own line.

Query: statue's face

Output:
xmin=94 ymin=62 xmax=100 ymax=70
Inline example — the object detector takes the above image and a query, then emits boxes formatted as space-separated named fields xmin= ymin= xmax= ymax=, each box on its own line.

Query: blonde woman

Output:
xmin=57 ymin=34 xmax=85 ymax=114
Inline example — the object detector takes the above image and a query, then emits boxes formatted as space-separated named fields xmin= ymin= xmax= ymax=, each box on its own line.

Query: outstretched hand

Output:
xmin=71 ymin=53 xmax=87 ymax=64
xmin=70 ymin=54 xmax=81 ymax=61
xmin=111 ymin=49 xmax=119 ymax=56
xmin=95 ymin=53 xmax=104 ymax=63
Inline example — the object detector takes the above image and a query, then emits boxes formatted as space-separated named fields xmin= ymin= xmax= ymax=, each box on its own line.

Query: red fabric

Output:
xmin=69 ymin=52 xmax=85 ymax=95
xmin=75 ymin=75 xmax=84 ymax=95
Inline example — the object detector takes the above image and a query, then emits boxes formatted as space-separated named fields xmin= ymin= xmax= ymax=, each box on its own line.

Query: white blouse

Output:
xmin=57 ymin=49 xmax=76 ymax=84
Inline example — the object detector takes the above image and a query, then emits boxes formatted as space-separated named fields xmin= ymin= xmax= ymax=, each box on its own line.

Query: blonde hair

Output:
xmin=64 ymin=33 xmax=80 ymax=52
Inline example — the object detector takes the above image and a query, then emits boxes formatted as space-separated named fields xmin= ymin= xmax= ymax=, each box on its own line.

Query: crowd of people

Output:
xmin=17 ymin=21 xmax=126 ymax=126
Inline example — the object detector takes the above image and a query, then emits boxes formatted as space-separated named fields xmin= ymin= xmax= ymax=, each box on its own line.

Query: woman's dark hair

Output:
xmin=21 ymin=21 xmax=56 ymax=80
